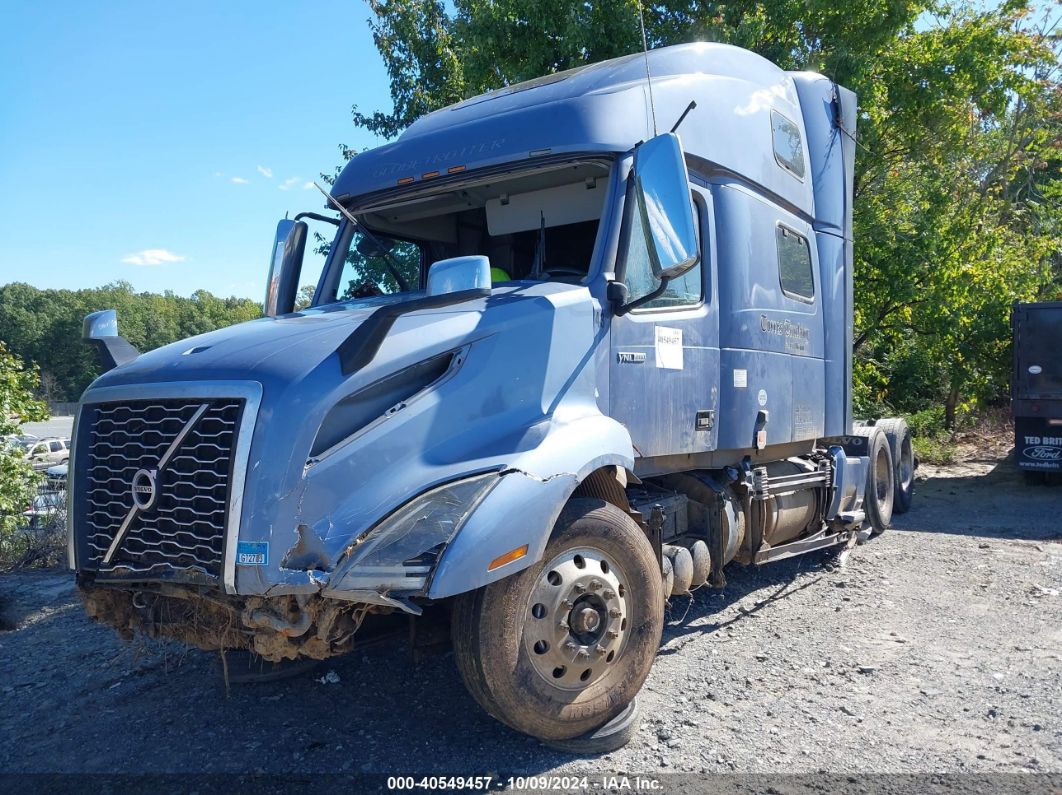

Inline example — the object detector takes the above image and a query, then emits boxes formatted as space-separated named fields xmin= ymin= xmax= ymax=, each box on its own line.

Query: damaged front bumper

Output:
xmin=79 ymin=580 xmax=380 ymax=661
xmin=77 ymin=464 xmax=580 ymax=661
xmin=244 ymin=470 xmax=505 ymax=611
xmin=248 ymin=463 xmax=579 ymax=606
xmin=77 ymin=470 xmax=504 ymax=661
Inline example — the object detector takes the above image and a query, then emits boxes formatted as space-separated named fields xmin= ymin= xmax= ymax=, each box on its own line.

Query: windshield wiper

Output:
xmin=529 ymin=210 xmax=546 ymax=280
xmin=313 ymin=182 xmax=411 ymax=292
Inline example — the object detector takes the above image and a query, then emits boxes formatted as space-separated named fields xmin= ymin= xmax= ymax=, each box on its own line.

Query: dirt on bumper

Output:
xmin=79 ymin=582 xmax=392 ymax=661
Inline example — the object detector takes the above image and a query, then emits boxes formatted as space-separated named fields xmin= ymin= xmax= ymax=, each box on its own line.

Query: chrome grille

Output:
xmin=80 ymin=397 xmax=244 ymax=580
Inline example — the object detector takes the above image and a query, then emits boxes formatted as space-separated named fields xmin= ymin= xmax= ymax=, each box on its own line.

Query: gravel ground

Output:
xmin=0 ymin=448 xmax=1059 ymax=785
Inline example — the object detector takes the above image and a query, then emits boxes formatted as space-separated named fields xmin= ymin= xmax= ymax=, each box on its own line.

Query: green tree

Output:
xmin=0 ymin=282 xmax=263 ymax=402
xmin=336 ymin=238 xmax=422 ymax=297
xmin=851 ymin=4 xmax=1060 ymax=423
xmin=0 ymin=343 xmax=47 ymax=548
xmin=294 ymin=284 xmax=318 ymax=311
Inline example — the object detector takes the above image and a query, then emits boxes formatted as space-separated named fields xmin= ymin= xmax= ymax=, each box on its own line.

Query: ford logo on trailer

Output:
xmin=1024 ymin=445 xmax=1062 ymax=461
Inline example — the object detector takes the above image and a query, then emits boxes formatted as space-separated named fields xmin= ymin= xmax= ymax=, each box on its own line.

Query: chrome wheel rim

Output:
xmin=523 ymin=547 xmax=630 ymax=691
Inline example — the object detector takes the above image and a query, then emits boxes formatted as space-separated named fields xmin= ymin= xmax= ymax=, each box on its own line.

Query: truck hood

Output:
xmin=85 ymin=283 xmax=596 ymax=409
xmin=90 ymin=293 xmax=439 ymax=394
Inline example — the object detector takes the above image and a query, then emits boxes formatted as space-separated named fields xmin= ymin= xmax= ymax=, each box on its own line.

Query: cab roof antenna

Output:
xmin=638 ymin=3 xmax=657 ymax=136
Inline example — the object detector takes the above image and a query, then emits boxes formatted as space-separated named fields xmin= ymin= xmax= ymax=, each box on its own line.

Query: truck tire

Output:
xmin=875 ymin=417 xmax=915 ymax=514
xmin=850 ymin=425 xmax=894 ymax=535
xmin=451 ymin=498 xmax=664 ymax=742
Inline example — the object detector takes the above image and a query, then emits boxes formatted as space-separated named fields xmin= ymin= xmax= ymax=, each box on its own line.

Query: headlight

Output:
xmin=332 ymin=471 xmax=499 ymax=593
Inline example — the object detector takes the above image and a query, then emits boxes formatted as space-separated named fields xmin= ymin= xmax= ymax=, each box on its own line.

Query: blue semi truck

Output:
xmin=70 ymin=43 xmax=915 ymax=746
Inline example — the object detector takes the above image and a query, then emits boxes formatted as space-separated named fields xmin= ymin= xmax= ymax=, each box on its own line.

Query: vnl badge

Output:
xmin=236 ymin=541 xmax=269 ymax=566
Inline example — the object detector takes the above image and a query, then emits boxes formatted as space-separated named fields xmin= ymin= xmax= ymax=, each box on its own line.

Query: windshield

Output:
xmin=335 ymin=229 xmax=422 ymax=299
xmin=312 ymin=160 xmax=611 ymax=308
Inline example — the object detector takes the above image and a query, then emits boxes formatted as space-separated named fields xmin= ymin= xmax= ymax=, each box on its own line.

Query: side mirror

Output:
xmin=264 ymin=219 xmax=307 ymax=317
xmin=83 ymin=310 xmax=118 ymax=339
xmin=426 ymin=255 xmax=492 ymax=297
xmin=82 ymin=309 xmax=139 ymax=372
xmin=631 ymin=132 xmax=699 ymax=282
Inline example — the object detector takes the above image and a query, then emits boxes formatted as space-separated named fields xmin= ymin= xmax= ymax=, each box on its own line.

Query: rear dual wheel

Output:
xmin=851 ymin=425 xmax=895 ymax=535
xmin=452 ymin=498 xmax=664 ymax=742
xmin=876 ymin=418 xmax=915 ymax=514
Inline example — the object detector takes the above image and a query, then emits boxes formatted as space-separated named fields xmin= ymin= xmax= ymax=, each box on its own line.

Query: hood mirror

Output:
xmin=426 ymin=255 xmax=492 ymax=297
xmin=82 ymin=309 xmax=139 ymax=372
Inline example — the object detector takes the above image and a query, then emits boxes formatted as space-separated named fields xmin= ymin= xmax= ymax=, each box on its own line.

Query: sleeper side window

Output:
xmin=622 ymin=201 xmax=702 ymax=310
xmin=776 ymin=224 xmax=814 ymax=302
xmin=771 ymin=110 xmax=805 ymax=180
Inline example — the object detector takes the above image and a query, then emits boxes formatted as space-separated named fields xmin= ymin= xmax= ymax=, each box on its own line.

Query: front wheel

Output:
xmin=451 ymin=498 xmax=664 ymax=742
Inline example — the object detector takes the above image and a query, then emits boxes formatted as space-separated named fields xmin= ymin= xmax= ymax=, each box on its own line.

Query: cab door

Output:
xmin=603 ymin=133 xmax=719 ymax=460
xmin=608 ymin=186 xmax=719 ymax=458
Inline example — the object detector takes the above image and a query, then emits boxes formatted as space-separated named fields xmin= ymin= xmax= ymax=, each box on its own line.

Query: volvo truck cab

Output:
xmin=70 ymin=43 xmax=907 ymax=747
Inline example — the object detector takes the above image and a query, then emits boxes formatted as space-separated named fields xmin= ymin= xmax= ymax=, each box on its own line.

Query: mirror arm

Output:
xmin=87 ymin=336 xmax=139 ymax=372
xmin=611 ymin=277 xmax=670 ymax=317
xmin=294 ymin=211 xmax=340 ymax=226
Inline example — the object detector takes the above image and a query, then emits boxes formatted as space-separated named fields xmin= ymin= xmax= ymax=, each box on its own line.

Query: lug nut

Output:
xmin=564 ymin=640 xmax=577 ymax=651
xmin=607 ymin=629 xmax=619 ymax=639
xmin=577 ymin=649 xmax=590 ymax=659
xmin=602 ymin=589 xmax=615 ymax=600
xmin=561 ymin=599 xmax=574 ymax=609
xmin=557 ymin=619 xmax=568 ymax=630
xmin=573 ymin=584 xmax=586 ymax=594
xmin=589 ymin=579 xmax=602 ymax=591
xmin=595 ymin=644 xmax=607 ymax=656
xmin=609 ymin=608 xmax=622 ymax=618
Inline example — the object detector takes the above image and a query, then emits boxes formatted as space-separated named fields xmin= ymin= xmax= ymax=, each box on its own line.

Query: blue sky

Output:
xmin=0 ymin=1 xmax=391 ymax=299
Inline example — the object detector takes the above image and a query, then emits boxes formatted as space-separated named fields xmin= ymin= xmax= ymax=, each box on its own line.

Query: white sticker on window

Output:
xmin=1029 ymin=365 xmax=1042 ymax=374
xmin=733 ymin=369 xmax=747 ymax=388
xmin=758 ymin=389 xmax=768 ymax=407
xmin=655 ymin=326 xmax=683 ymax=370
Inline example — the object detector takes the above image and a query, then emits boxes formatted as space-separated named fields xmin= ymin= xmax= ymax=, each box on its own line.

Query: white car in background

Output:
xmin=25 ymin=438 xmax=70 ymax=471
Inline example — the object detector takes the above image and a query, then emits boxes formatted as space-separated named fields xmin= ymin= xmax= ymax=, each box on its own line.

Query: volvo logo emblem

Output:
xmin=130 ymin=468 xmax=158 ymax=511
